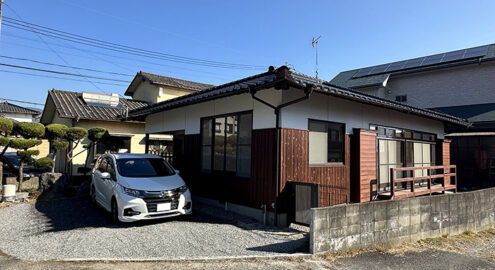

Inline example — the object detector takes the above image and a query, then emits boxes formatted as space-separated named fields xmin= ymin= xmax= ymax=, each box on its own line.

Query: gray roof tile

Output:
xmin=0 ymin=101 xmax=40 ymax=115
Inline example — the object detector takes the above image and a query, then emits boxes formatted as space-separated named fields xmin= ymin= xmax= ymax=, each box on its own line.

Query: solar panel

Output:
xmin=441 ymin=50 xmax=465 ymax=63
xmin=353 ymin=67 xmax=373 ymax=78
xmin=352 ymin=45 xmax=490 ymax=78
xmin=464 ymin=45 xmax=489 ymax=58
xmin=402 ymin=57 xmax=424 ymax=69
xmin=369 ymin=64 xmax=390 ymax=74
xmin=385 ymin=60 xmax=407 ymax=72
xmin=421 ymin=53 xmax=444 ymax=66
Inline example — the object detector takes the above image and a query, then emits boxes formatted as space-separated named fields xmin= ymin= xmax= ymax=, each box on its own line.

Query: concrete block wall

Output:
xmin=310 ymin=187 xmax=495 ymax=253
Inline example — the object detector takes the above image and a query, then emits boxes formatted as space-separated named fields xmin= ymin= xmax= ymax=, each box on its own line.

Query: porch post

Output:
xmin=352 ymin=128 xmax=378 ymax=203
xmin=145 ymin=133 xmax=150 ymax=154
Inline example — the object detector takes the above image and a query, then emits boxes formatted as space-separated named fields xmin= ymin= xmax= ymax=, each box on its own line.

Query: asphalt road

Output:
xmin=0 ymin=197 xmax=308 ymax=261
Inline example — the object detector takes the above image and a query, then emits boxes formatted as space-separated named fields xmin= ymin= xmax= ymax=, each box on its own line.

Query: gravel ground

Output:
xmin=0 ymin=197 xmax=308 ymax=261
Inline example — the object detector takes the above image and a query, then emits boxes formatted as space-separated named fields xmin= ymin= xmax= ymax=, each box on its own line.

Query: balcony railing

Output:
xmin=389 ymin=165 xmax=457 ymax=200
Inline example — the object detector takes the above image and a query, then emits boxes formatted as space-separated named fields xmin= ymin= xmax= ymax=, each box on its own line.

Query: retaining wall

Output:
xmin=310 ymin=188 xmax=495 ymax=253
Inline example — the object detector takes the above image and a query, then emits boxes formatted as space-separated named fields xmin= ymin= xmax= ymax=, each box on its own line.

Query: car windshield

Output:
xmin=5 ymin=156 xmax=34 ymax=169
xmin=116 ymin=158 xmax=176 ymax=178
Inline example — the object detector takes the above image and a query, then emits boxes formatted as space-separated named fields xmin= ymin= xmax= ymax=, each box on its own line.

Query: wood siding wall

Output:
xmin=279 ymin=128 xmax=351 ymax=211
xmin=352 ymin=129 xmax=378 ymax=203
xmin=181 ymin=129 xmax=277 ymax=209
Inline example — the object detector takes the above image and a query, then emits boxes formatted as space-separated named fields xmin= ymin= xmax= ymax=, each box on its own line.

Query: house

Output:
xmin=124 ymin=71 xmax=214 ymax=104
xmin=40 ymin=90 xmax=149 ymax=174
xmin=0 ymin=100 xmax=49 ymax=157
xmin=129 ymin=66 xmax=468 ymax=226
xmin=0 ymin=101 xmax=41 ymax=122
xmin=331 ymin=43 xmax=495 ymax=189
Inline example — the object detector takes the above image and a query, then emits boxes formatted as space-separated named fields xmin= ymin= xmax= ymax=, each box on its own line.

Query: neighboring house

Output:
xmin=0 ymin=101 xmax=49 ymax=157
xmin=0 ymin=101 xmax=40 ymax=122
xmin=124 ymin=71 xmax=214 ymax=104
xmin=129 ymin=66 xmax=468 ymax=226
xmin=40 ymin=90 xmax=149 ymax=175
xmin=331 ymin=43 xmax=495 ymax=189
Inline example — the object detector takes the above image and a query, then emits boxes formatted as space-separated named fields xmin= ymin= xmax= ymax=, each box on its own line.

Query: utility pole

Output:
xmin=312 ymin=35 xmax=321 ymax=82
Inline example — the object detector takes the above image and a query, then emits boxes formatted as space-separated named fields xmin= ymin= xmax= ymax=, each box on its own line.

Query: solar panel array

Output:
xmin=352 ymin=45 xmax=490 ymax=78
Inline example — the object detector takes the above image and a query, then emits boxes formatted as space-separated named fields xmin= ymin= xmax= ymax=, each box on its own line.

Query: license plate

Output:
xmin=156 ymin=203 xmax=171 ymax=212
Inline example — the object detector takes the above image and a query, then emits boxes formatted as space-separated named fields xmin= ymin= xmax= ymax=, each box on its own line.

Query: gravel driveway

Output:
xmin=0 ymin=197 xmax=308 ymax=261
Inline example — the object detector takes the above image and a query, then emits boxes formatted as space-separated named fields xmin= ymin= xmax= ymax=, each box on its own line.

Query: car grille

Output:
xmin=143 ymin=188 xmax=181 ymax=213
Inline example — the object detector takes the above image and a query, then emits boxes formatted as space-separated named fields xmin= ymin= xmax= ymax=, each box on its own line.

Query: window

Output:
xmin=201 ymin=112 xmax=252 ymax=178
xmin=309 ymin=120 xmax=345 ymax=165
xmin=395 ymin=95 xmax=407 ymax=102
xmin=97 ymin=136 xmax=131 ymax=154
xmin=116 ymin=158 xmax=175 ymax=177
xmin=373 ymin=124 xmax=437 ymax=191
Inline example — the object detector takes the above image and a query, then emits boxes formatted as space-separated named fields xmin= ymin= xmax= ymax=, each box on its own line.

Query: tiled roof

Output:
xmin=129 ymin=66 xmax=469 ymax=127
xmin=0 ymin=101 xmax=40 ymax=115
xmin=331 ymin=43 xmax=495 ymax=89
xmin=431 ymin=103 xmax=495 ymax=123
xmin=124 ymin=71 xmax=214 ymax=96
xmin=46 ymin=89 xmax=148 ymax=122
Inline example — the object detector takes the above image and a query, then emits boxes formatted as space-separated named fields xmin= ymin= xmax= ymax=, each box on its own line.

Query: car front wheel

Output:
xmin=111 ymin=199 xmax=120 ymax=223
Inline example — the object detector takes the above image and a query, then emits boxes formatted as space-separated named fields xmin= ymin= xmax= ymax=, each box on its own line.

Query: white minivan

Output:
xmin=90 ymin=153 xmax=192 ymax=222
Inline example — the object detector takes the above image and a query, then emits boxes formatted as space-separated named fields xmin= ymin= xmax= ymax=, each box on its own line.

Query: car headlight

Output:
xmin=120 ymin=185 xmax=146 ymax=198
xmin=178 ymin=185 xmax=188 ymax=194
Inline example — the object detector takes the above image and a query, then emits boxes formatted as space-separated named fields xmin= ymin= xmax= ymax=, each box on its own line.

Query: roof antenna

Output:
xmin=312 ymin=35 xmax=322 ymax=82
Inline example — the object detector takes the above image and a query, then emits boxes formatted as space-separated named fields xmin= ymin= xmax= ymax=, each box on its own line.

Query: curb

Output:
xmin=36 ymin=253 xmax=313 ymax=263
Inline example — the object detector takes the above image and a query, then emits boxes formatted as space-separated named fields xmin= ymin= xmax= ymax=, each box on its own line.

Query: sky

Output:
xmin=1 ymin=0 xmax=495 ymax=110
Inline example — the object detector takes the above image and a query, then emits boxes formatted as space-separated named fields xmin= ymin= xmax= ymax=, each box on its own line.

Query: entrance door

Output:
xmin=172 ymin=132 xmax=185 ymax=171
xmin=290 ymin=182 xmax=319 ymax=225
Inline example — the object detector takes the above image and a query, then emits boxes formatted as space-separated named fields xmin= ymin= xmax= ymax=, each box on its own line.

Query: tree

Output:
xmin=0 ymin=118 xmax=14 ymax=183
xmin=10 ymin=122 xmax=45 ymax=191
xmin=84 ymin=127 xmax=106 ymax=168
xmin=45 ymin=124 xmax=69 ymax=173
xmin=61 ymin=127 xmax=88 ymax=176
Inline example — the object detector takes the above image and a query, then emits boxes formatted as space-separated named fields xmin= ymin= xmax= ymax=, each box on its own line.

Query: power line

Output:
xmin=0 ymin=69 xmax=128 ymax=86
xmin=0 ymin=62 xmax=131 ymax=83
xmin=2 ymin=16 xmax=265 ymax=70
xmin=0 ymin=97 xmax=44 ymax=106
xmin=0 ymin=55 xmax=133 ymax=77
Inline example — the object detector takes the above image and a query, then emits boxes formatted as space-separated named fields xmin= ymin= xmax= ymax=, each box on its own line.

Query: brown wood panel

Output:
xmin=279 ymin=128 xmax=351 ymax=211
xmin=181 ymin=129 xmax=277 ymax=209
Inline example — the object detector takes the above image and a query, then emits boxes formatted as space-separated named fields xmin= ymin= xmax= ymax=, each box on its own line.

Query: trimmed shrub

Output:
xmin=0 ymin=136 xmax=9 ymax=147
xmin=0 ymin=118 xmax=13 ymax=135
xmin=45 ymin=124 xmax=69 ymax=140
xmin=14 ymin=122 xmax=45 ymax=139
xmin=66 ymin=127 xmax=88 ymax=141
xmin=17 ymin=149 xmax=40 ymax=158
xmin=35 ymin=157 xmax=54 ymax=168
xmin=10 ymin=138 xmax=42 ymax=150
xmin=88 ymin=127 xmax=106 ymax=142
xmin=52 ymin=140 xmax=69 ymax=150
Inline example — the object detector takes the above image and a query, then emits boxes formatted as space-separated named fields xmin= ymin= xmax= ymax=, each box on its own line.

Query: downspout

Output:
xmin=249 ymin=71 xmax=314 ymax=226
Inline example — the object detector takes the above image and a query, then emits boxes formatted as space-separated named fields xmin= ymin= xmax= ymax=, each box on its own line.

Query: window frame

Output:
xmin=372 ymin=124 xmax=438 ymax=191
xmin=308 ymin=119 xmax=346 ymax=167
xmin=200 ymin=110 xmax=253 ymax=179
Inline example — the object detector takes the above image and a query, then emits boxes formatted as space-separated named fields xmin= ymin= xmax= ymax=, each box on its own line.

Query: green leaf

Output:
xmin=0 ymin=136 xmax=9 ymax=147
xmin=65 ymin=127 xmax=88 ymax=141
xmin=45 ymin=124 xmax=69 ymax=140
xmin=88 ymin=127 xmax=106 ymax=142
xmin=10 ymin=138 xmax=42 ymax=150
xmin=14 ymin=122 xmax=45 ymax=139
xmin=35 ymin=157 xmax=54 ymax=168
xmin=0 ymin=118 xmax=13 ymax=135
xmin=52 ymin=140 xmax=69 ymax=150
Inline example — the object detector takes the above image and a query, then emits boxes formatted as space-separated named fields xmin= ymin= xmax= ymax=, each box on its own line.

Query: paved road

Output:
xmin=0 ymin=197 xmax=308 ymax=261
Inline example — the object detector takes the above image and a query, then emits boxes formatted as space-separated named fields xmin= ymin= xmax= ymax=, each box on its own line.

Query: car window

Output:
xmin=116 ymin=158 xmax=176 ymax=178
xmin=107 ymin=159 xmax=117 ymax=180
xmin=98 ymin=158 xmax=108 ymax=173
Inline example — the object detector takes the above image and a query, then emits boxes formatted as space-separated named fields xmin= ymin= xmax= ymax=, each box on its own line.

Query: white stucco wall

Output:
xmin=144 ymin=87 xmax=445 ymax=138
xmin=145 ymin=90 xmax=281 ymax=134
xmin=3 ymin=113 xmax=35 ymax=122
xmin=280 ymin=90 xmax=445 ymax=138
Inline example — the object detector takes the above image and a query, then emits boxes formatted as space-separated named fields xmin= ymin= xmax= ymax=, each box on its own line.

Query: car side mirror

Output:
xmin=101 ymin=172 xmax=111 ymax=179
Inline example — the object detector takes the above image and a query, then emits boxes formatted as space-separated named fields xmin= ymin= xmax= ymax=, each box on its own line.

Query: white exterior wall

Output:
xmin=280 ymin=90 xmax=445 ymax=138
xmin=145 ymin=90 xmax=280 ymax=134
xmin=360 ymin=61 xmax=495 ymax=109
xmin=3 ymin=113 xmax=34 ymax=122
xmin=144 ymin=87 xmax=445 ymax=138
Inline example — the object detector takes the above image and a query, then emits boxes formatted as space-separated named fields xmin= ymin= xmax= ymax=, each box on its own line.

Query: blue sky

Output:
xmin=1 ymin=0 xmax=495 ymax=110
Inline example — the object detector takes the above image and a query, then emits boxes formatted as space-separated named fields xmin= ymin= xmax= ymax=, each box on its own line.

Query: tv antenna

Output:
xmin=312 ymin=35 xmax=321 ymax=82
